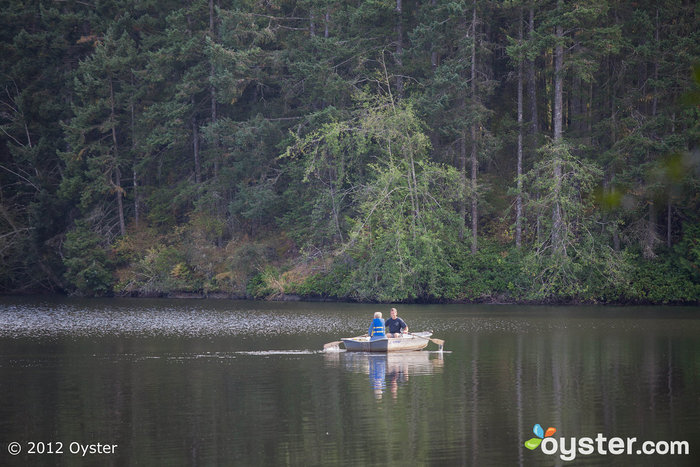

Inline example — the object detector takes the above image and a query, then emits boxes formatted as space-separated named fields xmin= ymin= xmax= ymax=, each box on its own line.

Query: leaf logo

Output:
xmin=524 ymin=423 xmax=557 ymax=450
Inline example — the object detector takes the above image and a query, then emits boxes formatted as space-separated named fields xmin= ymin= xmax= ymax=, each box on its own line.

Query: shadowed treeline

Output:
xmin=0 ymin=1 xmax=698 ymax=303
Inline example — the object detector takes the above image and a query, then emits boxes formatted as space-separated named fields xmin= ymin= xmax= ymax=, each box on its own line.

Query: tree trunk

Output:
xmin=553 ymin=20 xmax=564 ymax=141
xmin=115 ymin=166 xmax=125 ymax=237
xmin=668 ymin=113 xmax=676 ymax=248
xmin=516 ymin=6 xmax=524 ymax=249
xmin=395 ymin=0 xmax=404 ymax=98
xmin=192 ymin=97 xmax=201 ymax=184
xmin=652 ymin=7 xmax=659 ymax=117
xmin=133 ymin=163 xmax=138 ymax=227
xmin=431 ymin=0 xmax=438 ymax=69
xmin=130 ymin=73 xmax=139 ymax=227
xmin=552 ymin=0 xmax=564 ymax=254
xmin=667 ymin=196 xmax=672 ymax=248
xmin=471 ymin=127 xmax=478 ymax=254
xmin=644 ymin=201 xmax=658 ymax=258
xmin=328 ymin=167 xmax=343 ymax=243
xmin=644 ymin=10 xmax=663 ymax=256
xmin=109 ymin=78 xmax=126 ymax=237
xmin=572 ymin=74 xmax=583 ymax=135
xmin=460 ymin=133 xmax=467 ymax=240
xmin=209 ymin=0 xmax=219 ymax=179
xmin=528 ymin=4 xmax=538 ymax=136
xmin=587 ymin=81 xmax=593 ymax=141
xmin=470 ymin=0 xmax=478 ymax=254
xmin=410 ymin=150 xmax=420 ymax=223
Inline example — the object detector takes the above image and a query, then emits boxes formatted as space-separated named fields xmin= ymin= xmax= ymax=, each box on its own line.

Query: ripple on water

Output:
xmin=3 ymin=301 xmax=696 ymax=338
xmin=0 ymin=303 xmax=372 ymax=338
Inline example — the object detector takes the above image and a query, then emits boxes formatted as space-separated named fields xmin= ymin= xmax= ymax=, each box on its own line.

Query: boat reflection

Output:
xmin=325 ymin=351 xmax=444 ymax=399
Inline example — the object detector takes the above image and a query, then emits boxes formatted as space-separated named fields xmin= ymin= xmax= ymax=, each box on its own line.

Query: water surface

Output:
xmin=1 ymin=297 xmax=699 ymax=465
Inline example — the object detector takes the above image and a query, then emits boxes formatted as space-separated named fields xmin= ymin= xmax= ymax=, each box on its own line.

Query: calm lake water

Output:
xmin=1 ymin=297 xmax=699 ymax=466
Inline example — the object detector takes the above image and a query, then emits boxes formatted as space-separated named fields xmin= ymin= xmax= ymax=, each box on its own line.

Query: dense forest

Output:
xmin=1 ymin=0 xmax=698 ymax=303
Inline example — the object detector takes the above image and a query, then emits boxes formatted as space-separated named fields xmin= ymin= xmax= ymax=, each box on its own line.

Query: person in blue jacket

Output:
xmin=368 ymin=312 xmax=385 ymax=339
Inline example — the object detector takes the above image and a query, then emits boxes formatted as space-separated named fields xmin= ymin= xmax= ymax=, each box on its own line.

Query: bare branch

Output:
xmin=0 ymin=164 xmax=40 ymax=191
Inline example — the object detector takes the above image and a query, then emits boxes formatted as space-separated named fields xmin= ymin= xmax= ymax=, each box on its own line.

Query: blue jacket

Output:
xmin=369 ymin=318 xmax=385 ymax=337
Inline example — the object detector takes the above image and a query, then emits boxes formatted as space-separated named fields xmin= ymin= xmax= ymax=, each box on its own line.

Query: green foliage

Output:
xmin=294 ymin=98 xmax=449 ymax=301
xmin=295 ymin=261 xmax=352 ymax=299
xmin=63 ymin=222 xmax=114 ymax=296
xmin=0 ymin=0 xmax=698 ymax=303
xmin=116 ymin=244 xmax=192 ymax=294
xmin=451 ymin=245 xmax=528 ymax=301
xmin=626 ymin=254 xmax=700 ymax=304
xmin=517 ymin=141 xmax=621 ymax=301
xmin=674 ymin=222 xmax=700 ymax=284
xmin=246 ymin=266 xmax=286 ymax=299
xmin=246 ymin=271 xmax=271 ymax=299
xmin=60 ymin=26 xmax=139 ymax=220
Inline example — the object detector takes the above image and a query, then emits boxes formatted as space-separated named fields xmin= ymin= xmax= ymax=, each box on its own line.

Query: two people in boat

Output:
xmin=369 ymin=307 xmax=408 ymax=338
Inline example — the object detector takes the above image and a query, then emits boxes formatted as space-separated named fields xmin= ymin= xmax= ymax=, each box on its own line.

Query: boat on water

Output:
xmin=340 ymin=332 xmax=433 ymax=352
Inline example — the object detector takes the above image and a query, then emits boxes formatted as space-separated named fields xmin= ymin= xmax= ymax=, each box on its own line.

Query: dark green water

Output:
xmin=1 ymin=297 xmax=699 ymax=466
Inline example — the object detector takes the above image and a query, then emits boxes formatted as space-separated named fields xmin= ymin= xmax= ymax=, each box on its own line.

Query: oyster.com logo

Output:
xmin=523 ymin=423 xmax=690 ymax=461
xmin=524 ymin=423 xmax=556 ymax=450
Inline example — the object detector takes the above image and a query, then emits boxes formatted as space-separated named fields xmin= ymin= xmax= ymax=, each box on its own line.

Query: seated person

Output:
xmin=368 ymin=311 xmax=385 ymax=338
xmin=385 ymin=307 xmax=408 ymax=337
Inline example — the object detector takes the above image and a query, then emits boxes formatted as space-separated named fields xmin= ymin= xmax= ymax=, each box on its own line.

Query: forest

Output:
xmin=0 ymin=0 xmax=698 ymax=303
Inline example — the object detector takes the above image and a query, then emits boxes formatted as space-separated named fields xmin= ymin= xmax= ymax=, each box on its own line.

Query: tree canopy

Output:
xmin=1 ymin=0 xmax=698 ymax=303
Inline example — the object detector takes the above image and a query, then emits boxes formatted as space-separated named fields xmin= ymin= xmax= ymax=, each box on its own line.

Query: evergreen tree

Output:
xmin=0 ymin=0 xmax=96 ymax=291
xmin=0 ymin=0 xmax=698 ymax=301
xmin=61 ymin=25 xmax=140 ymax=240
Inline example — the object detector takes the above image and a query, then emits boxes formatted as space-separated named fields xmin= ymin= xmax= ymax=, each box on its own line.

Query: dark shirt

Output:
xmin=385 ymin=317 xmax=407 ymax=335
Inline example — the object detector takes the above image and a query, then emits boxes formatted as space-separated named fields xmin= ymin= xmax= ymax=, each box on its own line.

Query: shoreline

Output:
xmin=2 ymin=290 xmax=698 ymax=307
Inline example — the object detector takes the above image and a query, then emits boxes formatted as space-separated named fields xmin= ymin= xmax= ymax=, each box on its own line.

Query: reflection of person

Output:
xmin=369 ymin=312 xmax=386 ymax=338
xmin=386 ymin=358 xmax=409 ymax=399
xmin=388 ymin=371 xmax=398 ymax=399
xmin=385 ymin=307 xmax=408 ymax=337
xmin=369 ymin=356 xmax=386 ymax=399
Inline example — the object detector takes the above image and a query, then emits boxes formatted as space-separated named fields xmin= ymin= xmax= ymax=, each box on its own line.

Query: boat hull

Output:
xmin=341 ymin=332 xmax=432 ymax=352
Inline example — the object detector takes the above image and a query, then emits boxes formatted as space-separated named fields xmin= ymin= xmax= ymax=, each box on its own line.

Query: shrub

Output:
xmin=63 ymin=221 xmax=114 ymax=296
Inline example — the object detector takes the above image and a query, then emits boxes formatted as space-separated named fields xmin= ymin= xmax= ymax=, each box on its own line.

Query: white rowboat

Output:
xmin=340 ymin=332 xmax=433 ymax=352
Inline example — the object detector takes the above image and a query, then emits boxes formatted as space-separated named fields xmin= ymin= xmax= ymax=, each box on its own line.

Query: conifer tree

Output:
xmin=61 ymin=25 xmax=139 ymax=239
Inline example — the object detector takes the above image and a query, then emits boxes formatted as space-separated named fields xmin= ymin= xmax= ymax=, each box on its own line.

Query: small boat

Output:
xmin=340 ymin=332 xmax=433 ymax=352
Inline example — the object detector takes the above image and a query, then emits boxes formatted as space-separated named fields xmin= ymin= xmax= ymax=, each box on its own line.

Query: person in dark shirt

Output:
xmin=384 ymin=307 xmax=408 ymax=337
